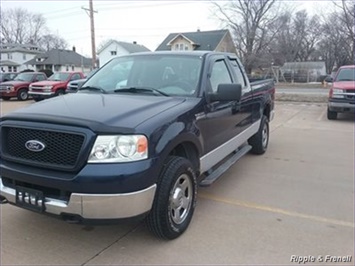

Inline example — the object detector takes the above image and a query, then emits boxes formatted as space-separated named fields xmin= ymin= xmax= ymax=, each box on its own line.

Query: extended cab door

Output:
xmin=198 ymin=55 xmax=253 ymax=156
xmin=227 ymin=56 xmax=254 ymax=128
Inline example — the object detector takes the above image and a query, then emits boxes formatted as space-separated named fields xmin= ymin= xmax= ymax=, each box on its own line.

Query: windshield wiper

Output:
xmin=80 ymin=86 xmax=107 ymax=94
xmin=114 ymin=87 xmax=169 ymax=96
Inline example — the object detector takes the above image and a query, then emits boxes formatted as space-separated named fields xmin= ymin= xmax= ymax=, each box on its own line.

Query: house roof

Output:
xmin=0 ymin=60 xmax=21 ymax=66
xmin=0 ymin=43 xmax=44 ymax=54
xmin=24 ymin=49 xmax=92 ymax=66
xmin=97 ymin=40 xmax=150 ymax=54
xmin=155 ymin=29 xmax=230 ymax=51
xmin=281 ymin=61 xmax=326 ymax=70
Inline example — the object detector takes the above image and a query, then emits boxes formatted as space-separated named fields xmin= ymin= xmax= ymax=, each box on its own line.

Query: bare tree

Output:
xmin=318 ymin=11 xmax=353 ymax=73
xmin=271 ymin=9 xmax=322 ymax=65
xmin=0 ymin=7 xmax=69 ymax=52
xmin=38 ymin=34 xmax=68 ymax=51
xmin=213 ymin=0 xmax=283 ymax=73
xmin=333 ymin=0 xmax=354 ymax=62
xmin=0 ymin=8 xmax=46 ymax=44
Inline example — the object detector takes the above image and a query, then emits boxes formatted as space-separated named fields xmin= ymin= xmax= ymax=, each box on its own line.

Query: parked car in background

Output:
xmin=0 ymin=72 xmax=47 ymax=101
xmin=326 ymin=65 xmax=355 ymax=120
xmin=0 ymin=73 xmax=18 ymax=83
xmin=29 ymin=72 xmax=84 ymax=101
xmin=66 ymin=69 xmax=98 ymax=93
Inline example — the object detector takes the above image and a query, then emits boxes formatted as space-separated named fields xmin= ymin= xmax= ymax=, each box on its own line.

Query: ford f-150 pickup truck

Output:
xmin=326 ymin=65 xmax=355 ymax=120
xmin=0 ymin=51 xmax=274 ymax=239
xmin=0 ymin=72 xmax=47 ymax=101
xmin=29 ymin=71 xmax=84 ymax=101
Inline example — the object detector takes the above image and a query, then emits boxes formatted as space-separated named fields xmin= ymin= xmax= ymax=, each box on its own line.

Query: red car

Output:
xmin=29 ymin=72 xmax=84 ymax=101
xmin=0 ymin=72 xmax=47 ymax=101
xmin=327 ymin=65 xmax=355 ymax=120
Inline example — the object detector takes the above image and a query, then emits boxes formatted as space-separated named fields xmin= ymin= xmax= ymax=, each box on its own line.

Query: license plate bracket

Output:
xmin=16 ymin=186 xmax=45 ymax=213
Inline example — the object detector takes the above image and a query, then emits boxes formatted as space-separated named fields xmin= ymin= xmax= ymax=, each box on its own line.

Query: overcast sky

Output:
xmin=2 ymin=0 xmax=331 ymax=57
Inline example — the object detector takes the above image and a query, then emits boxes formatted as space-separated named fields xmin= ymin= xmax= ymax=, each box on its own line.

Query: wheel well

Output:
xmin=169 ymin=142 xmax=200 ymax=175
xmin=263 ymin=104 xmax=271 ymax=120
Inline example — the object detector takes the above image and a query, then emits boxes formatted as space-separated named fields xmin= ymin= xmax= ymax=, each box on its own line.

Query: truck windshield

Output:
xmin=335 ymin=68 xmax=355 ymax=82
xmin=14 ymin=73 xmax=34 ymax=82
xmin=82 ymin=54 xmax=203 ymax=96
xmin=48 ymin=73 xmax=70 ymax=81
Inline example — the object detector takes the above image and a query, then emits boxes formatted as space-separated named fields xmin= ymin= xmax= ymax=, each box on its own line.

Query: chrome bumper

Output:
xmin=28 ymin=91 xmax=54 ymax=96
xmin=270 ymin=110 xmax=275 ymax=121
xmin=0 ymin=178 xmax=156 ymax=219
xmin=328 ymin=101 xmax=355 ymax=111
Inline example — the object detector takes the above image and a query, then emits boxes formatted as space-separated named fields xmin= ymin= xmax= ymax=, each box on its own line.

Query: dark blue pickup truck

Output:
xmin=0 ymin=51 xmax=274 ymax=239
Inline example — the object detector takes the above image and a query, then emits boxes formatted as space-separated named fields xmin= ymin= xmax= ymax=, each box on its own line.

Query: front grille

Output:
xmin=346 ymin=94 xmax=355 ymax=100
xmin=0 ymin=86 xmax=10 ymax=91
xmin=2 ymin=126 xmax=85 ymax=170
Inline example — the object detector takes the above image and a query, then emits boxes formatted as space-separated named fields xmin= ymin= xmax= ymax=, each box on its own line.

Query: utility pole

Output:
xmin=82 ymin=0 xmax=97 ymax=69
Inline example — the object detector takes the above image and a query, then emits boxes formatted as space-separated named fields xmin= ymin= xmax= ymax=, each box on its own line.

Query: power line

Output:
xmin=41 ymin=5 xmax=83 ymax=15
xmin=94 ymin=1 xmax=196 ymax=10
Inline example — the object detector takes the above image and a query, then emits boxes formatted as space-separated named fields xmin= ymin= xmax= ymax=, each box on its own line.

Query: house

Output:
xmin=280 ymin=61 xmax=327 ymax=83
xmin=0 ymin=43 xmax=44 ymax=73
xmin=156 ymin=29 xmax=236 ymax=53
xmin=97 ymin=40 xmax=150 ymax=66
xmin=24 ymin=47 xmax=92 ymax=74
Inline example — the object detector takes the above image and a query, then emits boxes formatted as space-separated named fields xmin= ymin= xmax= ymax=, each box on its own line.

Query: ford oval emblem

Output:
xmin=25 ymin=140 xmax=46 ymax=152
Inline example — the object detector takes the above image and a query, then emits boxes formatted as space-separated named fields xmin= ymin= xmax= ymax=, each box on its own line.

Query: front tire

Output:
xmin=249 ymin=115 xmax=269 ymax=155
xmin=1 ymin=97 xmax=11 ymax=101
xmin=327 ymin=108 xmax=337 ymax=120
xmin=55 ymin=89 xmax=65 ymax=96
xmin=33 ymin=97 xmax=43 ymax=102
xmin=146 ymin=156 xmax=197 ymax=239
xmin=17 ymin=88 xmax=29 ymax=101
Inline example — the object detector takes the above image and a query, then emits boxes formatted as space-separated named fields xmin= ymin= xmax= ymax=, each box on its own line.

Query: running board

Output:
xmin=199 ymin=144 xmax=252 ymax=187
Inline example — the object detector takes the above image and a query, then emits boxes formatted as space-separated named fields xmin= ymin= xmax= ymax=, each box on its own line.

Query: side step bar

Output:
xmin=199 ymin=144 xmax=252 ymax=187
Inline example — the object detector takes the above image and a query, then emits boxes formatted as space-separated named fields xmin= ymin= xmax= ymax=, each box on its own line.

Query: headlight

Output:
xmin=332 ymin=88 xmax=344 ymax=98
xmin=43 ymin=85 xmax=53 ymax=90
xmin=88 ymin=135 xmax=148 ymax=163
xmin=333 ymin=88 xmax=343 ymax=94
xmin=7 ymin=86 xmax=14 ymax=92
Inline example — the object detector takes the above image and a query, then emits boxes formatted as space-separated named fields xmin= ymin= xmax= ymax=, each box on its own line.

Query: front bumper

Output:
xmin=328 ymin=101 xmax=355 ymax=113
xmin=0 ymin=89 xmax=16 ymax=97
xmin=29 ymin=91 xmax=55 ymax=96
xmin=0 ymin=178 xmax=156 ymax=219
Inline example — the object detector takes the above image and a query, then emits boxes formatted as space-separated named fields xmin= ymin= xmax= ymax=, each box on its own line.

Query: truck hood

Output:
xmin=333 ymin=81 xmax=355 ymax=90
xmin=0 ymin=80 xmax=30 ymax=86
xmin=3 ymin=93 xmax=186 ymax=133
xmin=31 ymin=80 xmax=66 ymax=86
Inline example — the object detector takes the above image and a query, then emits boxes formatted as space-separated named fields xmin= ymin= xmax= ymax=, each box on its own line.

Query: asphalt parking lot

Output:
xmin=0 ymin=99 xmax=354 ymax=265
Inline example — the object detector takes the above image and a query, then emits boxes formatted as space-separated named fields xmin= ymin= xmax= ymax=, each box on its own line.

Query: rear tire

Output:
xmin=17 ymin=88 xmax=29 ymax=101
xmin=327 ymin=108 xmax=337 ymax=120
xmin=1 ymin=97 xmax=11 ymax=101
xmin=146 ymin=156 xmax=197 ymax=239
xmin=249 ymin=115 xmax=269 ymax=155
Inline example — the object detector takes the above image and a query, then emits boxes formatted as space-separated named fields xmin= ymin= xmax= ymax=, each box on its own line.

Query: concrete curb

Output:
xmin=275 ymin=93 xmax=328 ymax=103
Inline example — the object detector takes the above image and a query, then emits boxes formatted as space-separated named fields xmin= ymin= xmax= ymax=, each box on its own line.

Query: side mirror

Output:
xmin=210 ymin=83 xmax=242 ymax=102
